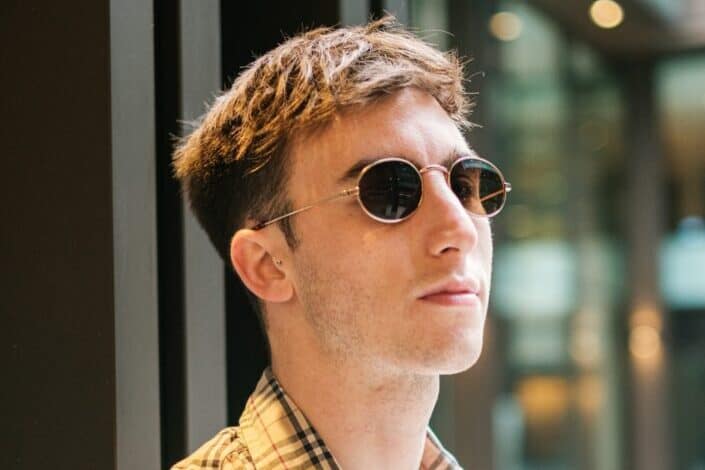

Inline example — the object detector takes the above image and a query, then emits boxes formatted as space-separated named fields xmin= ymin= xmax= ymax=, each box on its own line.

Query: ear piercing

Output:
xmin=273 ymin=258 xmax=283 ymax=266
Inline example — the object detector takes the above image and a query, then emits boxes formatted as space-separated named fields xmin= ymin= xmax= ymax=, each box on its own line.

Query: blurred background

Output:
xmin=2 ymin=1 xmax=704 ymax=469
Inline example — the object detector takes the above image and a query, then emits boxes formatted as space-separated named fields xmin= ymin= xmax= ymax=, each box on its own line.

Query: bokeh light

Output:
xmin=629 ymin=325 xmax=661 ymax=360
xmin=589 ymin=0 xmax=624 ymax=29
xmin=489 ymin=11 xmax=523 ymax=41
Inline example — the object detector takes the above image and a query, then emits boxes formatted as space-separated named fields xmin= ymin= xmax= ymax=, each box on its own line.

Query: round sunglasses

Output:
xmin=251 ymin=155 xmax=511 ymax=230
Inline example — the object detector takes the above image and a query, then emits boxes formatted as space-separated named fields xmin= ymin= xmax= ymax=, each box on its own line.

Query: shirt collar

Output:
xmin=238 ymin=367 xmax=461 ymax=469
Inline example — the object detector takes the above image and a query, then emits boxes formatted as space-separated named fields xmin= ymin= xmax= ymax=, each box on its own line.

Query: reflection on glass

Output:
xmin=411 ymin=2 xmax=705 ymax=469
xmin=658 ymin=55 xmax=705 ymax=470
xmin=490 ymin=2 xmax=625 ymax=469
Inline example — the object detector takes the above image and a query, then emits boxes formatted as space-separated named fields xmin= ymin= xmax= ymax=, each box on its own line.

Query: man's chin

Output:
xmin=437 ymin=345 xmax=483 ymax=375
xmin=442 ymin=326 xmax=485 ymax=370
xmin=408 ymin=336 xmax=485 ymax=376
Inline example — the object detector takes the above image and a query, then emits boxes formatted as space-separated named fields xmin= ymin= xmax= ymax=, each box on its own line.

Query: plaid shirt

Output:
xmin=172 ymin=367 xmax=462 ymax=469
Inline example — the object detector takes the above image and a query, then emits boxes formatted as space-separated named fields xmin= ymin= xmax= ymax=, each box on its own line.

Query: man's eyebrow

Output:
xmin=337 ymin=158 xmax=379 ymax=184
xmin=337 ymin=148 xmax=474 ymax=184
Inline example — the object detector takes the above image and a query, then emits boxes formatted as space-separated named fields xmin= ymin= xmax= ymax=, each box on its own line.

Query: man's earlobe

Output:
xmin=229 ymin=229 xmax=293 ymax=303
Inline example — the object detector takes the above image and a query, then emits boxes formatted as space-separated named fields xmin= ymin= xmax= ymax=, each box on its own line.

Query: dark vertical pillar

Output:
xmin=370 ymin=0 xmax=385 ymax=18
xmin=0 ymin=1 xmax=115 ymax=468
xmin=446 ymin=1 xmax=499 ymax=468
xmin=154 ymin=0 xmax=187 ymax=466
xmin=622 ymin=59 xmax=673 ymax=470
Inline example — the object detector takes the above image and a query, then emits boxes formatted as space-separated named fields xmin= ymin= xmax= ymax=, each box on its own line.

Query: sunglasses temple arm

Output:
xmin=479 ymin=183 xmax=512 ymax=203
xmin=252 ymin=188 xmax=359 ymax=230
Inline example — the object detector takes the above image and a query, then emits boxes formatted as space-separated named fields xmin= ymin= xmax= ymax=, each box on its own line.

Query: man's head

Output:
xmin=173 ymin=17 xmax=469 ymax=258
xmin=174 ymin=17 xmax=499 ymax=375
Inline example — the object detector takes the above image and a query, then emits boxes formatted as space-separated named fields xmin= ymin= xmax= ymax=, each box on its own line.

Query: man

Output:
xmin=172 ymin=16 xmax=510 ymax=470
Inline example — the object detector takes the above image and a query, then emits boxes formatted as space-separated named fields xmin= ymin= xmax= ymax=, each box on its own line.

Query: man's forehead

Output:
xmin=291 ymin=91 xmax=469 ymax=163
xmin=284 ymin=91 xmax=474 ymax=204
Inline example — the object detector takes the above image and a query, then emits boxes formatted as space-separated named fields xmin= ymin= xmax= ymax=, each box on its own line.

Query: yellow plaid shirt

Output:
xmin=172 ymin=367 xmax=462 ymax=469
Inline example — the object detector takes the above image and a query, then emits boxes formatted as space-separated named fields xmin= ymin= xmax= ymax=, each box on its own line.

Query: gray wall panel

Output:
xmin=110 ymin=0 xmax=162 ymax=467
xmin=341 ymin=0 xmax=370 ymax=24
xmin=385 ymin=0 xmax=409 ymax=23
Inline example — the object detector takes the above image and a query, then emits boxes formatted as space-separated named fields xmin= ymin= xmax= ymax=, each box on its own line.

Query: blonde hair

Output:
xmin=173 ymin=16 xmax=472 ymax=260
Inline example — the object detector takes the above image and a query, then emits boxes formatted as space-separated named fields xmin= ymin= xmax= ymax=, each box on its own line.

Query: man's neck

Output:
xmin=271 ymin=349 xmax=439 ymax=470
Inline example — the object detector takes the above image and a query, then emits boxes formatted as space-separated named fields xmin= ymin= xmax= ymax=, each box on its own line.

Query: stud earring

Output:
xmin=273 ymin=258 xmax=283 ymax=266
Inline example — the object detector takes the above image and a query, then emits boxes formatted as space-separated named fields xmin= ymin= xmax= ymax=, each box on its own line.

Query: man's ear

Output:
xmin=229 ymin=229 xmax=293 ymax=303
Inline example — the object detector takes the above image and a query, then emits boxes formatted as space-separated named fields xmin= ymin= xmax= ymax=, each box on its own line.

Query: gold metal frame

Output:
xmin=251 ymin=155 xmax=512 ymax=230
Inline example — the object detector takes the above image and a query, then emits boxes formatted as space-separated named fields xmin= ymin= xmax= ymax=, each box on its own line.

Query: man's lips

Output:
xmin=419 ymin=291 xmax=480 ymax=306
xmin=418 ymin=278 xmax=481 ymax=306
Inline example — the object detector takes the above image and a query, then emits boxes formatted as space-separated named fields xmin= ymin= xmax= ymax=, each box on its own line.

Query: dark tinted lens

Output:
xmin=450 ymin=158 xmax=505 ymax=216
xmin=358 ymin=160 xmax=422 ymax=221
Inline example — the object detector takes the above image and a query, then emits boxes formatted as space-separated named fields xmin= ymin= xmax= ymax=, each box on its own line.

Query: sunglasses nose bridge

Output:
xmin=418 ymin=164 xmax=469 ymax=217
xmin=418 ymin=164 xmax=450 ymax=185
xmin=418 ymin=164 xmax=449 ymax=176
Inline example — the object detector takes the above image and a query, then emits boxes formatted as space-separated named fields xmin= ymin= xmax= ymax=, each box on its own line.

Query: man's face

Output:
xmin=285 ymin=88 xmax=493 ymax=376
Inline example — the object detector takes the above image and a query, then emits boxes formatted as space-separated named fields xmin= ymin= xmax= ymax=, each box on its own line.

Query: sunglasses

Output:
xmin=251 ymin=155 xmax=511 ymax=230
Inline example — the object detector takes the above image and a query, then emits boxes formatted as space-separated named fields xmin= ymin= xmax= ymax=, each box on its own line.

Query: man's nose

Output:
xmin=417 ymin=170 xmax=479 ymax=257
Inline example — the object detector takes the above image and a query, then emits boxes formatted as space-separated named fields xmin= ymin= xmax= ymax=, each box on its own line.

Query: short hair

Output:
xmin=172 ymin=16 xmax=472 ymax=263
